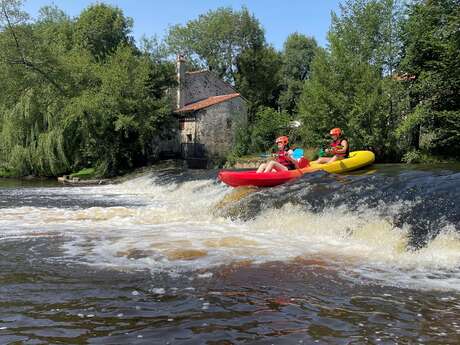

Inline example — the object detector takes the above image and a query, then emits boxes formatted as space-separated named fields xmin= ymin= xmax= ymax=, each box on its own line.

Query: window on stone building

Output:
xmin=187 ymin=134 xmax=193 ymax=142
xmin=226 ymin=118 xmax=232 ymax=129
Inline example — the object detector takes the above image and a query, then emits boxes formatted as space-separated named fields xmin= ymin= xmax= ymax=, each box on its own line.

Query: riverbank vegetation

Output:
xmin=0 ymin=0 xmax=458 ymax=177
xmin=0 ymin=0 xmax=175 ymax=177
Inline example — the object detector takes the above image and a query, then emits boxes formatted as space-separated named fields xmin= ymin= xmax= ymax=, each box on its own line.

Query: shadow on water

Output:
xmin=0 ymin=177 xmax=60 ymax=189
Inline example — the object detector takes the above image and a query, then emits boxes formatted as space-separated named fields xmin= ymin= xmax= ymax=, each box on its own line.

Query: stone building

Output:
xmin=174 ymin=56 xmax=247 ymax=165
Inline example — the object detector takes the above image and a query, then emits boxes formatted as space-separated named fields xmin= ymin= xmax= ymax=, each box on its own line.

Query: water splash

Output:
xmin=1 ymin=167 xmax=460 ymax=291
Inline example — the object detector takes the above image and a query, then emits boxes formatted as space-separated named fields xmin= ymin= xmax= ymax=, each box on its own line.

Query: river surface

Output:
xmin=1 ymin=164 xmax=460 ymax=344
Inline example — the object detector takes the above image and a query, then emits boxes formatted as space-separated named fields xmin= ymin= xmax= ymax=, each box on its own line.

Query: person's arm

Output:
xmin=339 ymin=140 xmax=348 ymax=154
xmin=286 ymin=151 xmax=300 ymax=168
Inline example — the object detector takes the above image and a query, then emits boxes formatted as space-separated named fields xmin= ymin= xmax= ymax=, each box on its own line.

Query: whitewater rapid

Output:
xmin=1 ymin=170 xmax=460 ymax=291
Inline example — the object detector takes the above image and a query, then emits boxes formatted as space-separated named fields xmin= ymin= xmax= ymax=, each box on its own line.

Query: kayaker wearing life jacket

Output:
xmin=314 ymin=127 xmax=349 ymax=164
xmin=256 ymin=136 xmax=299 ymax=173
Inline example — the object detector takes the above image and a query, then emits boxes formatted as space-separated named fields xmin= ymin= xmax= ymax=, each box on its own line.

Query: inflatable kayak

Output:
xmin=218 ymin=150 xmax=375 ymax=187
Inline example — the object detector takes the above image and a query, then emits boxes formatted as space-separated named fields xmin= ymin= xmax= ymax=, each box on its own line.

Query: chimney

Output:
xmin=176 ymin=54 xmax=187 ymax=109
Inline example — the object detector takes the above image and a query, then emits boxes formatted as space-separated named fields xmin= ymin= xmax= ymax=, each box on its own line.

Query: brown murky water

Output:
xmin=1 ymin=165 xmax=460 ymax=344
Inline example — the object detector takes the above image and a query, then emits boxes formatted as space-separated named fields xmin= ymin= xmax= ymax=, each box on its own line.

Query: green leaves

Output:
xmin=167 ymin=7 xmax=264 ymax=84
xmin=0 ymin=2 xmax=175 ymax=177
xmin=398 ymin=0 xmax=460 ymax=158
xmin=298 ymin=0 xmax=405 ymax=160
xmin=278 ymin=33 xmax=318 ymax=114
xmin=74 ymin=3 xmax=133 ymax=61
xmin=235 ymin=45 xmax=282 ymax=112
xmin=250 ymin=107 xmax=291 ymax=152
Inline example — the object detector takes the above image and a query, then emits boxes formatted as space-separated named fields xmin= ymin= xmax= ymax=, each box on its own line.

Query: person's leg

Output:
xmin=328 ymin=155 xmax=345 ymax=163
xmin=314 ymin=157 xmax=332 ymax=164
xmin=262 ymin=161 xmax=276 ymax=173
xmin=264 ymin=161 xmax=288 ymax=173
xmin=328 ymin=155 xmax=338 ymax=163
xmin=257 ymin=163 xmax=268 ymax=173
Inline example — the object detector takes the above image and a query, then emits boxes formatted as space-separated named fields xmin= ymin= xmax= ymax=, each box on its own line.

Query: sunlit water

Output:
xmin=1 ymin=164 xmax=460 ymax=344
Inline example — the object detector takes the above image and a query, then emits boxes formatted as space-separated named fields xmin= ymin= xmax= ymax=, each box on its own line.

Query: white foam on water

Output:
xmin=1 ymin=173 xmax=460 ymax=291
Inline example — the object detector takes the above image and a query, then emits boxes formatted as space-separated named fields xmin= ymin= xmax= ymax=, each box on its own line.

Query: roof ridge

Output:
xmin=175 ymin=93 xmax=241 ymax=114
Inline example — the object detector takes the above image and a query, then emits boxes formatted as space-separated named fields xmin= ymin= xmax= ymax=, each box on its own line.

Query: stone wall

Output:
xmin=153 ymin=118 xmax=181 ymax=159
xmin=195 ymin=97 xmax=247 ymax=157
xmin=178 ymin=115 xmax=197 ymax=144
xmin=182 ymin=71 xmax=236 ymax=105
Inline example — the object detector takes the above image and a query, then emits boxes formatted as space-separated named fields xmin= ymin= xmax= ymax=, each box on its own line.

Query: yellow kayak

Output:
xmin=308 ymin=150 xmax=375 ymax=174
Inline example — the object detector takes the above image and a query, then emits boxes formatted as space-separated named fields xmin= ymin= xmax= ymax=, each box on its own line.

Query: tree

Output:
xmin=298 ymin=0 xmax=404 ymax=160
xmin=73 ymin=3 xmax=134 ymax=61
xmin=279 ymin=33 xmax=318 ymax=114
xmin=0 ymin=2 xmax=176 ymax=177
xmin=235 ymin=45 xmax=282 ymax=113
xmin=250 ymin=106 xmax=291 ymax=152
xmin=0 ymin=0 xmax=67 ymax=96
xmin=398 ymin=0 xmax=460 ymax=159
xmin=0 ymin=0 xmax=70 ymax=176
xmin=63 ymin=45 xmax=173 ymax=175
xmin=166 ymin=6 xmax=265 ymax=83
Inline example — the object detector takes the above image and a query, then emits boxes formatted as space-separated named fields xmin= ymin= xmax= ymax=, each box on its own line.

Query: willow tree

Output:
xmin=0 ymin=0 xmax=70 ymax=176
xmin=0 ymin=2 xmax=175 ymax=177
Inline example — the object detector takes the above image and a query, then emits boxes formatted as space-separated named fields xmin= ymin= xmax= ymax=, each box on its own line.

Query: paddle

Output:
xmin=260 ymin=147 xmax=304 ymax=159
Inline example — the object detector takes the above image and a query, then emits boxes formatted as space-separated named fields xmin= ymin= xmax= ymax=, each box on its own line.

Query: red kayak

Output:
xmin=218 ymin=151 xmax=376 ymax=187
xmin=218 ymin=169 xmax=306 ymax=187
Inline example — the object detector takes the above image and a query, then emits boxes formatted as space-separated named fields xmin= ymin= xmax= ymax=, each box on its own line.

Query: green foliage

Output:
xmin=231 ymin=124 xmax=251 ymax=157
xmin=279 ymin=33 xmax=318 ymax=114
xmin=250 ymin=107 xmax=291 ymax=152
xmin=298 ymin=0 xmax=404 ymax=160
xmin=297 ymin=0 xmax=458 ymax=162
xmin=166 ymin=6 xmax=264 ymax=83
xmin=74 ymin=3 xmax=134 ymax=60
xmin=235 ymin=45 xmax=282 ymax=113
xmin=281 ymin=33 xmax=318 ymax=81
xmin=0 ymin=2 xmax=175 ymax=177
xmin=401 ymin=149 xmax=451 ymax=164
xmin=70 ymin=167 xmax=96 ymax=179
xmin=64 ymin=45 xmax=173 ymax=176
xmin=398 ymin=0 xmax=460 ymax=158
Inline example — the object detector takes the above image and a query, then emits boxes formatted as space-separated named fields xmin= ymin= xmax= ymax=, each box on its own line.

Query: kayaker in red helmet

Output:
xmin=256 ymin=136 xmax=299 ymax=173
xmin=314 ymin=127 xmax=349 ymax=164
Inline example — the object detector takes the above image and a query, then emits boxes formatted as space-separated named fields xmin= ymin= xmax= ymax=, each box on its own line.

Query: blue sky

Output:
xmin=23 ymin=0 xmax=342 ymax=49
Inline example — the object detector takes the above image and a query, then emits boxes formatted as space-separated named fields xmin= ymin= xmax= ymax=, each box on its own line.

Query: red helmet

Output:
xmin=275 ymin=136 xmax=289 ymax=145
xmin=330 ymin=128 xmax=342 ymax=136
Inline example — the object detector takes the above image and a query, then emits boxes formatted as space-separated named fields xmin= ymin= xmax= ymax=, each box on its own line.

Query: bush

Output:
xmin=69 ymin=167 xmax=96 ymax=179
xmin=250 ymin=106 xmax=291 ymax=152
xmin=401 ymin=150 xmax=450 ymax=164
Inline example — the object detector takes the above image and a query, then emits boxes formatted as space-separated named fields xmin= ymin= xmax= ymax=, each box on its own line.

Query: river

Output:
xmin=1 ymin=164 xmax=460 ymax=344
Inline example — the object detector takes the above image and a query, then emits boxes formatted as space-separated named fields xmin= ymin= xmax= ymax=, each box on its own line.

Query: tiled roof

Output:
xmin=175 ymin=93 xmax=241 ymax=113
